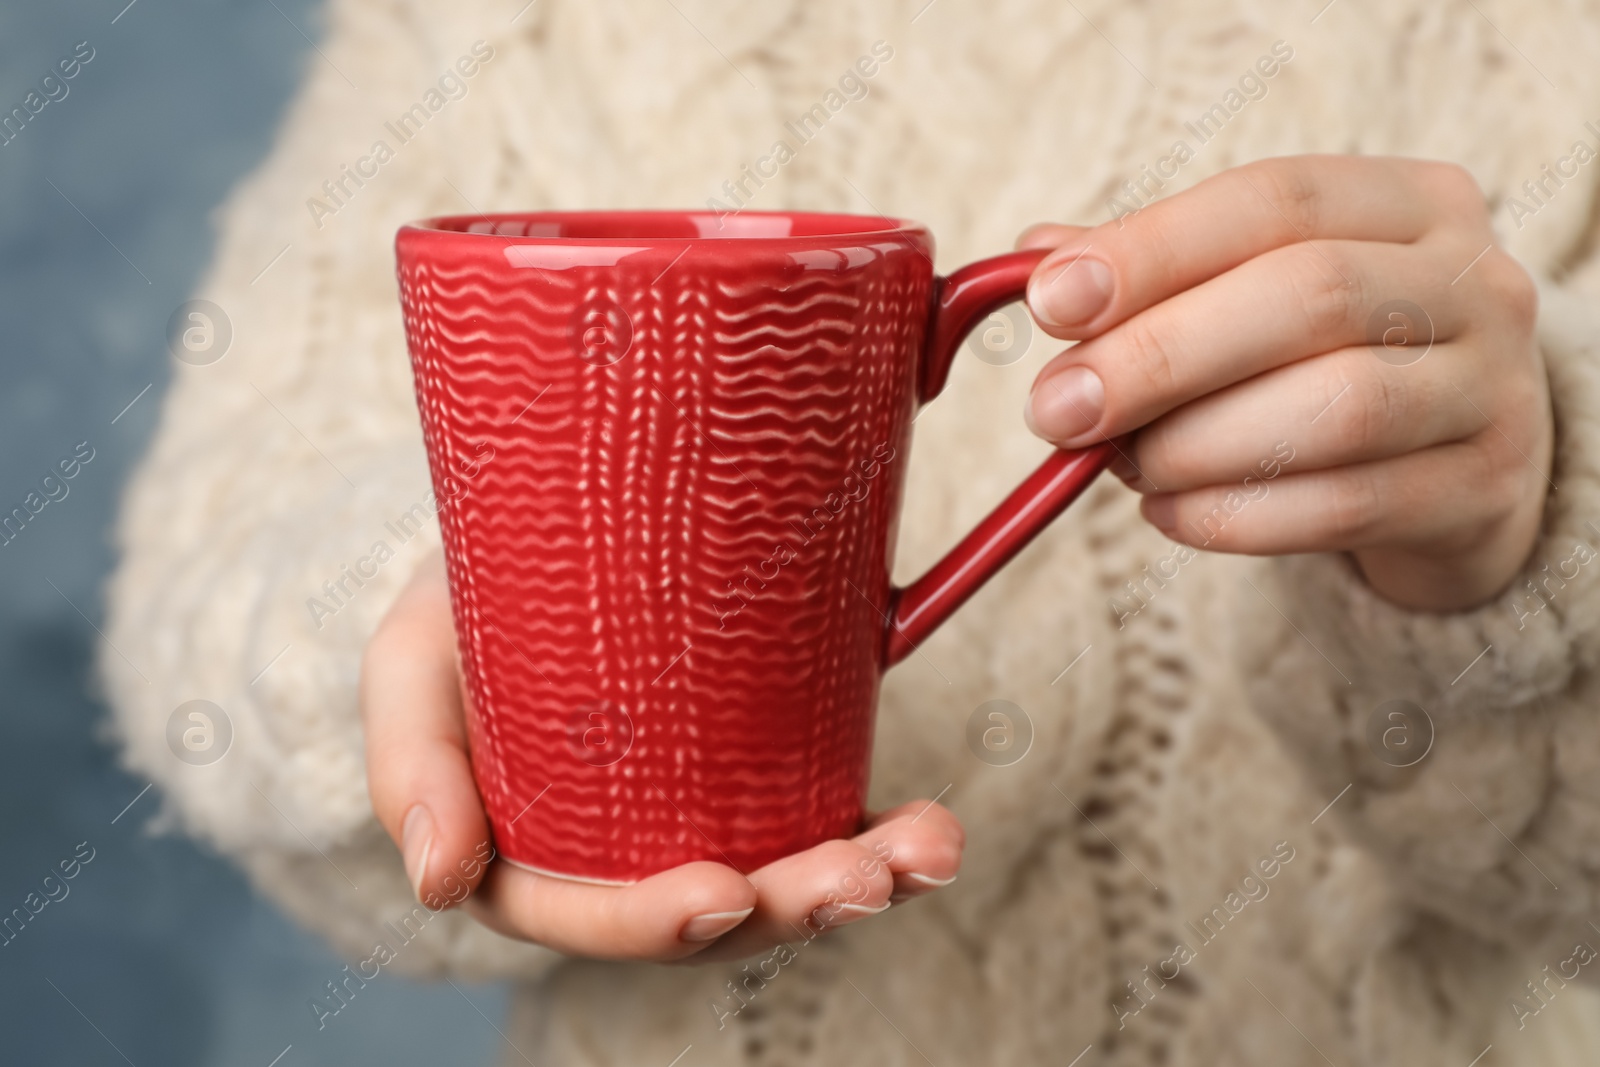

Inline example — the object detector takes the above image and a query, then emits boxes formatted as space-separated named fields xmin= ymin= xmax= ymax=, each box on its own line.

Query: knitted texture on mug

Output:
xmin=101 ymin=1 xmax=1600 ymax=1063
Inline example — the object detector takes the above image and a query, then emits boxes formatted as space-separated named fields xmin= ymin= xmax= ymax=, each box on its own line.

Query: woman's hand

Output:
xmin=359 ymin=549 xmax=964 ymax=963
xmin=1019 ymin=155 xmax=1552 ymax=612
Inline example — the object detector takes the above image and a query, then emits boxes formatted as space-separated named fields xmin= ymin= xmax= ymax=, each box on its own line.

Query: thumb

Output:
xmin=361 ymin=551 xmax=493 ymax=908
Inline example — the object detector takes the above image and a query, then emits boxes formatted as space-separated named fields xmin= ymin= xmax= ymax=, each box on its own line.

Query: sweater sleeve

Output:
xmin=102 ymin=406 xmax=560 ymax=981
xmin=97 ymin=38 xmax=562 ymax=983
xmin=1235 ymin=280 xmax=1600 ymax=958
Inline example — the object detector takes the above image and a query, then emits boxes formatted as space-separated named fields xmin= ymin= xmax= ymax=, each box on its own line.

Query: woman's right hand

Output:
xmin=359 ymin=548 xmax=965 ymax=963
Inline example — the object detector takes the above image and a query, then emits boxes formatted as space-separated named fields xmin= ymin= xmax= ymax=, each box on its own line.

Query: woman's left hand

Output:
xmin=1019 ymin=154 xmax=1552 ymax=612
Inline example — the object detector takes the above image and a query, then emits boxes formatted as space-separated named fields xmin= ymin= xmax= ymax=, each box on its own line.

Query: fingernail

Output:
xmin=1143 ymin=495 xmax=1178 ymax=536
xmin=906 ymin=872 xmax=957 ymax=888
xmin=681 ymin=907 xmax=754 ymax=942
xmin=832 ymin=900 xmax=892 ymax=923
xmin=1030 ymin=255 xmax=1113 ymax=328
xmin=1026 ymin=365 xmax=1105 ymax=443
xmin=401 ymin=805 xmax=435 ymax=901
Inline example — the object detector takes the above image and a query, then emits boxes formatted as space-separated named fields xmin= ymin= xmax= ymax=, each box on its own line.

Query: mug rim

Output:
xmin=398 ymin=209 xmax=933 ymax=248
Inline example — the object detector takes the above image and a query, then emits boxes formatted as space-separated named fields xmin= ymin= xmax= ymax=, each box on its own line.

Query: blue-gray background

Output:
xmin=0 ymin=1 xmax=508 ymax=1062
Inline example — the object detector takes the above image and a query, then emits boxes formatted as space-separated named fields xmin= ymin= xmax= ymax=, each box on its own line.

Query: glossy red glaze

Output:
xmin=395 ymin=211 xmax=1109 ymax=883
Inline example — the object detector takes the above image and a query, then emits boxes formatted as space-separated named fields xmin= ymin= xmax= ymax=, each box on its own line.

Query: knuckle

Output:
xmin=1423 ymin=161 xmax=1489 ymax=219
xmin=1115 ymin=315 xmax=1180 ymax=398
xmin=1286 ymin=242 xmax=1363 ymax=338
xmin=1327 ymin=469 xmax=1385 ymax=543
xmin=1455 ymin=437 xmax=1525 ymax=542
xmin=1085 ymin=211 xmax=1180 ymax=303
xmin=1131 ymin=426 xmax=1180 ymax=487
xmin=1176 ymin=493 xmax=1241 ymax=550
xmin=1340 ymin=371 xmax=1402 ymax=452
xmin=1472 ymin=393 xmax=1533 ymax=468
xmin=1135 ymin=223 xmax=1186 ymax=298
xmin=360 ymin=615 xmax=410 ymax=689
xmin=808 ymin=838 xmax=874 ymax=876
xmin=1139 ymin=417 xmax=1210 ymax=490
xmin=1479 ymin=250 xmax=1539 ymax=332
xmin=1247 ymin=157 xmax=1323 ymax=234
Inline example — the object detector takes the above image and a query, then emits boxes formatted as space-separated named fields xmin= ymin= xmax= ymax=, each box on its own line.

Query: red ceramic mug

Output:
xmin=395 ymin=211 xmax=1111 ymax=883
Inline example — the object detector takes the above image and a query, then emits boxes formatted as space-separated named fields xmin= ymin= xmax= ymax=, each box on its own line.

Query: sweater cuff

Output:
xmin=1240 ymin=280 xmax=1600 ymax=718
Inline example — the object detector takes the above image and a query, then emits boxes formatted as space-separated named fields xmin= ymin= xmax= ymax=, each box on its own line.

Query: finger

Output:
xmin=703 ymin=801 xmax=963 ymax=958
xmin=699 ymin=838 xmax=898 ymax=960
xmin=1024 ymin=236 xmax=1475 ymax=448
xmin=1025 ymin=156 xmax=1485 ymax=338
xmin=854 ymin=803 xmax=964 ymax=903
xmin=466 ymin=860 xmax=757 ymax=962
xmin=1139 ymin=437 xmax=1521 ymax=557
xmin=1122 ymin=344 xmax=1487 ymax=493
xmin=361 ymin=552 xmax=493 ymax=908
xmin=1015 ymin=222 xmax=1091 ymax=251
xmin=866 ymin=798 xmax=966 ymax=847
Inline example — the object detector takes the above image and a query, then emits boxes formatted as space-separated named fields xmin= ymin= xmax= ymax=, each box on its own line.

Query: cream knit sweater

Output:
xmin=103 ymin=1 xmax=1600 ymax=1063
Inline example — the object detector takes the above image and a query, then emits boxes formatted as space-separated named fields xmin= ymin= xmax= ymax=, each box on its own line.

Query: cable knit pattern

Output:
xmin=100 ymin=0 xmax=1600 ymax=1063
xmin=1238 ymin=283 xmax=1600 ymax=955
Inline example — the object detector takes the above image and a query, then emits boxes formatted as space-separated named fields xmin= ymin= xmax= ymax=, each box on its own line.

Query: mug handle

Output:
xmin=883 ymin=248 xmax=1115 ymax=666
